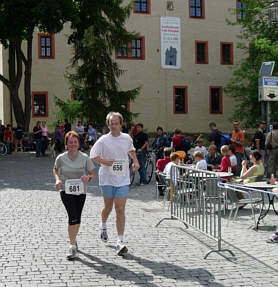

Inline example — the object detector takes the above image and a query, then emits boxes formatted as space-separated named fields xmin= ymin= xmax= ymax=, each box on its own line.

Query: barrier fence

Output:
xmin=156 ymin=164 xmax=278 ymax=259
xmin=156 ymin=164 xmax=235 ymax=259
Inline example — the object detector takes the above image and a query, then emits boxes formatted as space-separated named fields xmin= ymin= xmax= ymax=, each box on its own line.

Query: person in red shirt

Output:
xmin=156 ymin=147 xmax=172 ymax=196
xmin=4 ymin=124 xmax=13 ymax=154
xmin=215 ymin=145 xmax=232 ymax=180
xmin=172 ymin=128 xmax=183 ymax=150
xmin=231 ymin=120 xmax=245 ymax=175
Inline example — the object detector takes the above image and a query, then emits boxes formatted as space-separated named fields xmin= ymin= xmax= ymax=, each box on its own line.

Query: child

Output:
xmin=193 ymin=151 xmax=207 ymax=170
xmin=228 ymin=144 xmax=238 ymax=175
xmin=163 ymin=152 xmax=180 ymax=179
xmin=216 ymin=145 xmax=231 ymax=173
xmin=194 ymin=139 xmax=208 ymax=156
xmin=206 ymin=144 xmax=222 ymax=170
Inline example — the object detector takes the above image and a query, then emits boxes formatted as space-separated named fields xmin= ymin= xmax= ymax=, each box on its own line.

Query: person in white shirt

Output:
xmin=228 ymin=144 xmax=238 ymax=175
xmin=163 ymin=152 xmax=180 ymax=179
xmin=90 ymin=112 xmax=140 ymax=256
xmin=193 ymin=151 xmax=207 ymax=170
xmin=194 ymin=139 xmax=208 ymax=156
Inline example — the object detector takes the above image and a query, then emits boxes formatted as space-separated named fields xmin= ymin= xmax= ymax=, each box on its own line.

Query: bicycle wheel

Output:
xmin=129 ymin=161 xmax=135 ymax=185
xmin=145 ymin=159 xmax=154 ymax=184
xmin=0 ymin=143 xmax=7 ymax=156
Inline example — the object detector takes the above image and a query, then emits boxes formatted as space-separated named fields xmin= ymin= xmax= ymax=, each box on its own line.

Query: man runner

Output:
xmin=90 ymin=112 xmax=140 ymax=255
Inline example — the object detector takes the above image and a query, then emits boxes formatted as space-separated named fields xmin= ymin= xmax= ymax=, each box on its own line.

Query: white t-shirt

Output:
xmin=90 ymin=132 xmax=135 ymax=187
xmin=196 ymin=159 xmax=207 ymax=170
xmin=230 ymin=155 xmax=237 ymax=167
xmin=163 ymin=162 xmax=176 ymax=180
xmin=194 ymin=146 xmax=208 ymax=156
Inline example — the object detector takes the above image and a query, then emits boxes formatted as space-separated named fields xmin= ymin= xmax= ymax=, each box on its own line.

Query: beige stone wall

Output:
xmin=0 ymin=1 xmax=246 ymax=134
xmin=117 ymin=0 xmax=244 ymax=133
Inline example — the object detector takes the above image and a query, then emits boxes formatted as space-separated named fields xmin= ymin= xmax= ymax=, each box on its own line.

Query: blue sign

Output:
xmin=264 ymin=77 xmax=278 ymax=86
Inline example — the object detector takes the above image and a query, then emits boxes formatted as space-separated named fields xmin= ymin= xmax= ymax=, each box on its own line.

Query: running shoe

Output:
xmin=67 ymin=244 xmax=77 ymax=260
xmin=100 ymin=226 xmax=108 ymax=243
xmin=116 ymin=241 xmax=128 ymax=256
xmin=266 ymin=232 xmax=278 ymax=243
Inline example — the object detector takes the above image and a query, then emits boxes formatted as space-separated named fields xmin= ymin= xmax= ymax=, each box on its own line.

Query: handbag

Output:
xmin=266 ymin=132 xmax=272 ymax=150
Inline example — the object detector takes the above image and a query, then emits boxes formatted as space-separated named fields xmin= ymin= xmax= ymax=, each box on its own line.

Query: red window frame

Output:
xmin=133 ymin=0 xmax=151 ymax=14
xmin=189 ymin=0 xmax=205 ymax=19
xmin=173 ymin=86 xmax=188 ymax=114
xmin=220 ymin=42 xmax=234 ymax=65
xmin=195 ymin=41 xmax=208 ymax=64
xmin=32 ymin=92 xmax=48 ymax=118
xmin=115 ymin=36 xmax=145 ymax=60
xmin=38 ymin=34 xmax=55 ymax=59
xmin=209 ymin=86 xmax=223 ymax=114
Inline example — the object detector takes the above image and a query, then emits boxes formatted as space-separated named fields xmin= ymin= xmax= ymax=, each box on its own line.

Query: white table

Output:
xmin=244 ymin=181 xmax=278 ymax=228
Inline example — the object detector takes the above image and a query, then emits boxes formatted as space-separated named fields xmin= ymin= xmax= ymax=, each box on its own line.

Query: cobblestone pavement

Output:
xmin=1 ymin=152 xmax=278 ymax=287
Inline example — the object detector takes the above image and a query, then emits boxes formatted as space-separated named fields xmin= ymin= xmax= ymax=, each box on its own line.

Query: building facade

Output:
xmin=0 ymin=0 xmax=246 ymax=133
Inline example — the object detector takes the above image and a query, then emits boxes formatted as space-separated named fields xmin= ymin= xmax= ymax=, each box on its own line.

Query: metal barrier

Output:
xmin=156 ymin=164 xmax=235 ymax=259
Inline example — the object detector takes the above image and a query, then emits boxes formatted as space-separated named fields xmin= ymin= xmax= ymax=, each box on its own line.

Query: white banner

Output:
xmin=160 ymin=17 xmax=181 ymax=69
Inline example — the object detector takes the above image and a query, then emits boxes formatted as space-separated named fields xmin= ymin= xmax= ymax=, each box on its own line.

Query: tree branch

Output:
xmin=0 ymin=73 xmax=10 ymax=89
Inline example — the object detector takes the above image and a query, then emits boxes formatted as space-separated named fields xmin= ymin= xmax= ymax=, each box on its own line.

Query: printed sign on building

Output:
xmin=160 ymin=17 xmax=181 ymax=69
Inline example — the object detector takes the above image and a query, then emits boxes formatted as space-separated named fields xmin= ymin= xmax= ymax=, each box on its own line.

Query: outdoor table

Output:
xmin=244 ymin=181 xmax=278 ymax=228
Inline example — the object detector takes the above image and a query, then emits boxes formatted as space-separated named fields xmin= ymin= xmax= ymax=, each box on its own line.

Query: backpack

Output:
xmin=180 ymin=136 xmax=191 ymax=152
xmin=219 ymin=133 xmax=231 ymax=147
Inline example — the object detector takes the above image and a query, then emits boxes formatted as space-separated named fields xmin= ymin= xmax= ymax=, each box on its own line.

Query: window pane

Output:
xmin=137 ymin=39 xmax=141 ymax=47
xmin=211 ymin=88 xmax=221 ymax=113
xmin=197 ymin=43 xmax=206 ymax=63
xmin=196 ymin=8 xmax=201 ymax=17
xmin=196 ymin=0 xmax=201 ymax=6
xmin=46 ymin=48 xmax=51 ymax=57
xmin=132 ymin=48 xmax=136 ymax=57
xmin=175 ymin=88 xmax=186 ymax=113
xmin=41 ymin=38 xmax=45 ymax=46
xmin=222 ymin=44 xmax=231 ymax=64
xmin=34 ymin=94 xmax=46 ymax=116
xmin=41 ymin=48 xmax=45 ymax=57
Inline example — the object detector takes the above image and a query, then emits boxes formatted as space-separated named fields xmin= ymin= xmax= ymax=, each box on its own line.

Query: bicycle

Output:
xmin=0 ymin=141 xmax=7 ymax=156
xmin=129 ymin=150 xmax=154 ymax=185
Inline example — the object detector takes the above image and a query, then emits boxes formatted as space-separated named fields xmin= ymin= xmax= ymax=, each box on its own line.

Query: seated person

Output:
xmin=163 ymin=152 xmax=180 ymax=180
xmin=240 ymin=150 xmax=264 ymax=184
xmin=206 ymin=144 xmax=222 ymax=170
xmin=214 ymin=145 xmax=231 ymax=172
xmin=194 ymin=139 xmax=208 ymax=156
xmin=228 ymin=144 xmax=238 ymax=175
xmin=193 ymin=151 xmax=207 ymax=170
xmin=156 ymin=147 xmax=172 ymax=196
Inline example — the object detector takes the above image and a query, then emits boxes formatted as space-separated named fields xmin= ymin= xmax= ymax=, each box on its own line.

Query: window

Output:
xmin=38 ymin=34 xmax=55 ymax=59
xmin=195 ymin=41 xmax=208 ymax=64
xmin=134 ymin=0 xmax=150 ymax=14
xmin=116 ymin=37 xmax=145 ymax=60
xmin=32 ymin=92 xmax=48 ymax=117
xmin=220 ymin=42 xmax=233 ymax=65
xmin=189 ymin=0 xmax=205 ymax=19
xmin=173 ymin=86 xmax=188 ymax=114
xmin=237 ymin=0 xmax=247 ymax=21
xmin=210 ymin=87 xmax=223 ymax=114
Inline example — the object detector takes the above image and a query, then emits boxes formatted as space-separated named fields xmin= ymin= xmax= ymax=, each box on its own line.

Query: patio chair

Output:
xmin=155 ymin=172 xmax=168 ymax=200
xmin=226 ymin=180 xmax=264 ymax=227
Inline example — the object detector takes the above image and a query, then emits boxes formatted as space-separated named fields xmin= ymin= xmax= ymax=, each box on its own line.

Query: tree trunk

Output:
xmin=23 ymin=38 xmax=32 ymax=131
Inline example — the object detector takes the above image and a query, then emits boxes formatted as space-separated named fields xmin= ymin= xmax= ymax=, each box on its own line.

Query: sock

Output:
xmin=101 ymin=222 xmax=107 ymax=229
xmin=118 ymin=235 xmax=123 ymax=242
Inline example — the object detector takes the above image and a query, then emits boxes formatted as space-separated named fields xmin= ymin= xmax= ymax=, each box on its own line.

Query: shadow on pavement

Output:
xmin=76 ymin=250 xmax=158 ymax=287
xmin=78 ymin=249 xmax=224 ymax=287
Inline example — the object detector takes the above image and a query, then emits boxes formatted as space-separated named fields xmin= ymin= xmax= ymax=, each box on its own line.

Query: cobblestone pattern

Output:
xmin=0 ymin=153 xmax=278 ymax=286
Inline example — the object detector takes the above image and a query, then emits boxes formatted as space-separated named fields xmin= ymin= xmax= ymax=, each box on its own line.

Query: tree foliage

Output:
xmin=59 ymin=0 xmax=140 ymax=129
xmin=225 ymin=0 xmax=278 ymax=128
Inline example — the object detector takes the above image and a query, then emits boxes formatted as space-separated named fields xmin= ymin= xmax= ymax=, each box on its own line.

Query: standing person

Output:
xmin=4 ymin=124 xmax=13 ymax=154
xmin=54 ymin=125 xmax=64 ymax=154
xmin=33 ymin=121 xmax=42 ymax=157
xmin=64 ymin=119 xmax=71 ymax=134
xmin=76 ymin=121 xmax=85 ymax=151
xmin=152 ymin=126 xmax=170 ymax=163
xmin=172 ymin=128 xmax=191 ymax=154
xmin=0 ymin=120 xmax=5 ymax=142
xmin=252 ymin=120 xmax=266 ymax=163
xmin=122 ymin=121 xmax=130 ymax=134
xmin=130 ymin=120 xmax=137 ymax=137
xmin=53 ymin=131 xmax=95 ymax=259
xmin=86 ymin=122 xmax=97 ymax=148
xmin=90 ymin=112 xmax=140 ymax=256
xmin=231 ymin=121 xmax=245 ymax=173
xmin=133 ymin=123 xmax=149 ymax=185
xmin=41 ymin=121 xmax=48 ymax=156
xmin=265 ymin=122 xmax=278 ymax=177
xmin=57 ymin=120 xmax=65 ymax=137
xmin=208 ymin=122 xmax=222 ymax=151
xmin=14 ymin=124 xmax=24 ymax=152
xmin=194 ymin=139 xmax=208 ymax=156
